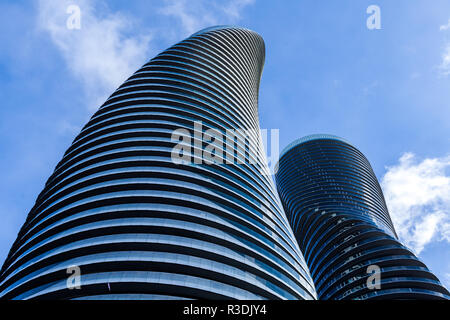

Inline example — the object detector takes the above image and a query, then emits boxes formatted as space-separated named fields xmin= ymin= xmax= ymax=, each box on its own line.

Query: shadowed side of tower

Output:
xmin=0 ymin=26 xmax=316 ymax=300
xmin=275 ymin=134 xmax=449 ymax=300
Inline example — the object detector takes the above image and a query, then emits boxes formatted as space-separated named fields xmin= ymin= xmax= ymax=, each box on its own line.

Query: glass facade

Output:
xmin=275 ymin=134 xmax=450 ymax=299
xmin=0 ymin=26 xmax=316 ymax=300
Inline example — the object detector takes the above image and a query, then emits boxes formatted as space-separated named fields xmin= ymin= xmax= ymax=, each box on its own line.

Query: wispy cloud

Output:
xmin=439 ymin=45 xmax=450 ymax=76
xmin=159 ymin=0 xmax=255 ymax=37
xmin=440 ymin=19 xmax=450 ymax=31
xmin=38 ymin=0 xmax=153 ymax=110
xmin=439 ymin=18 xmax=450 ymax=76
xmin=381 ymin=153 xmax=450 ymax=254
xmin=221 ymin=0 xmax=255 ymax=21
xmin=37 ymin=0 xmax=255 ymax=110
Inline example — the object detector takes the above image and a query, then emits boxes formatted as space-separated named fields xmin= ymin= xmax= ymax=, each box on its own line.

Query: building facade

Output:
xmin=0 ymin=26 xmax=316 ymax=300
xmin=275 ymin=134 xmax=450 ymax=299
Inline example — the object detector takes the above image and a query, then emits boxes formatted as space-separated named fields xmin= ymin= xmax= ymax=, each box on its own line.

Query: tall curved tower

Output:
xmin=0 ymin=26 xmax=316 ymax=300
xmin=275 ymin=134 xmax=449 ymax=300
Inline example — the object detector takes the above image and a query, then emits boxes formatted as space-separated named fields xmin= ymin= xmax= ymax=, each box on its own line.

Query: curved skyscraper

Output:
xmin=275 ymin=134 xmax=449 ymax=300
xmin=0 ymin=26 xmax=316 ymax=300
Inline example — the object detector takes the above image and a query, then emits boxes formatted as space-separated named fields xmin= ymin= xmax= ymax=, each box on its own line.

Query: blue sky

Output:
xmin=0 ymin=0 xmax=449 ymax=289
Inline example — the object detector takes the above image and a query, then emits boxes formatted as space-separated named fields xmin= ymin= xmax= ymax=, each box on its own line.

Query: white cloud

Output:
xmin=221 ymin=0 xmax=255 ymax=21
xmin=381 ymin=152 xmax=450 ymax=254
xmin=159 ymin=0 xmax=255 ymax=37
xmin=439 ymin=44 xmax=450 ymax=76
xmin=439 ymin=18 xmax=450 ymax=76
xmin=37 ymin=0 xmax=255 ymax=110
xmin=38 ymin=0 xmax=153 ymax=110
xmin=440 ymin=19 xmax=450 ymax=31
